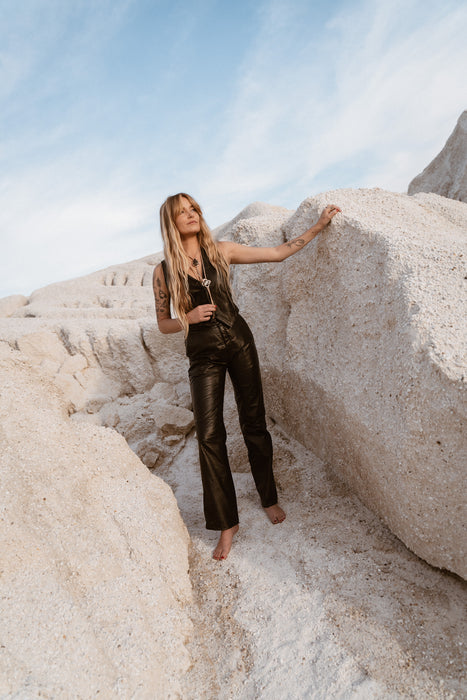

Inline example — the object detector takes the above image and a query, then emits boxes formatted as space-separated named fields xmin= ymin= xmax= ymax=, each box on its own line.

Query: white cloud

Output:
xmin=314 ymin=0 xmax=467 ymax=174
xmin=0 ymin=0 xmax=162 ymax=297
xmin=0 ymin=146 xmax=162 ymax=297
xmin=199 ymin=0 xmax=467 ymax=208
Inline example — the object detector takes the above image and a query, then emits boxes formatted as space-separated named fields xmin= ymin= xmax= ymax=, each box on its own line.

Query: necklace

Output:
xmin=188 ymin=250 xmax=214 ymax=304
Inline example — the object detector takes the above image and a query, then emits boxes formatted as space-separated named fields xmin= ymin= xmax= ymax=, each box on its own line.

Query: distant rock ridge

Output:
xmin=408 ymin=110 xmax=467 ymax=202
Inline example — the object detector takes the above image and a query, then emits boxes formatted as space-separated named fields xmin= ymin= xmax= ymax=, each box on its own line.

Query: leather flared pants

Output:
xmin=187 ymin=314 xmax=278 ymax=530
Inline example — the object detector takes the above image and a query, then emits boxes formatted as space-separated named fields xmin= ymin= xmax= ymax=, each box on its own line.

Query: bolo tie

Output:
xmin=190 ymin=253 xmax=215 ymax=306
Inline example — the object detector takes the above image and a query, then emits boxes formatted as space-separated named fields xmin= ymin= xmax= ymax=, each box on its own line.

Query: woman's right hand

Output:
xmin=187 ymin=304 xmax=216 ymax=324
xmin=316 ymin=204 xmax=341 ymax=229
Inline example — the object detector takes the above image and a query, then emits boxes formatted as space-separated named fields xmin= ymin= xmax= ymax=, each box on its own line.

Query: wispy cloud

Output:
xmin=199 ymin=0 xmax=467 ymax=215
xmin=0 ymin=153 xmax=156 ymax=295
xmin=0 ymin=0 xmax=160 ymax=297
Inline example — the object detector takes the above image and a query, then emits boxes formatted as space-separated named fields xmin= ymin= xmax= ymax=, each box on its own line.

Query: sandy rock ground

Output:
xmin=158 ymin=385 xmax=467 ymax=699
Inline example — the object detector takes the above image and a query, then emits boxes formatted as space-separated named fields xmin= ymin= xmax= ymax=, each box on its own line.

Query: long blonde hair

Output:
xmin=159 ymin=193 xmax=231 ymax=336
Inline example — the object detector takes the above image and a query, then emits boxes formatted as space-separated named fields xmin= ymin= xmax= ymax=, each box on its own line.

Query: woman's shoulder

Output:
xmin=216 ymin=239 xmax=233 ymax=261
xmin=153 ymin=260 xmax=168 ymax=287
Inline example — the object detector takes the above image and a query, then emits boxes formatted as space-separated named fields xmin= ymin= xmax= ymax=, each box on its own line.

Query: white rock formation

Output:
xmin=0 ymin=189 xmax=465 ymax=696
xmin=226 ymin=189 xmax=466 ymax=579
xmin=0 ymin=254 xmax=192 ymax=470
xmin=408 ymin=111 xmax=467 ymax=202
xmin=0 ymin=294 xmax=28 ymax=317
xmin=0 ymin=191 xmax=465 ymax=580
xmin=0 ymin=343 xmax=192 ymax=698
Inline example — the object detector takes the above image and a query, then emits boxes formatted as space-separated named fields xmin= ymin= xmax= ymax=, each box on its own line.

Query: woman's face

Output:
xmin=174 ymin=196 xmax=200 ymax=236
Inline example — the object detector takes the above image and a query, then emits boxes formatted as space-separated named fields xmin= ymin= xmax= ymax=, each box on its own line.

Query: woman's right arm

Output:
xmin=153 ymin=263 xmax=183 ymax=334
xmin=153 ymin=264 xmax=217 ymax=333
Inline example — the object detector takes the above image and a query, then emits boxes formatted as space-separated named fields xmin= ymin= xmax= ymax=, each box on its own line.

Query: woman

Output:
xmin=153 ymin=193 xmax=340 ymax=560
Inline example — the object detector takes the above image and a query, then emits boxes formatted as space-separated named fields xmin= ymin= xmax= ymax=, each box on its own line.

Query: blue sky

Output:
xmin=1 ymin=0 xmax=466 ymax=298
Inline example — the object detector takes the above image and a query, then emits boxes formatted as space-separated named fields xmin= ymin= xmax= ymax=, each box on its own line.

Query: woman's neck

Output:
xmin=181 ymin=234 xmax=201 ymax=259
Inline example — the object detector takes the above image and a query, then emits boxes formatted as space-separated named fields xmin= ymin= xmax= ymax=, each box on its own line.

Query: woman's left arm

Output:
xmin=218 ymin=205 xmax=341 ymax=264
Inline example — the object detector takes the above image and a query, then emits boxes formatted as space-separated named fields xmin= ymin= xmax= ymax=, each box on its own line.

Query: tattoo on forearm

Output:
xmin=286 ymin=237 xmax=305 ymax=249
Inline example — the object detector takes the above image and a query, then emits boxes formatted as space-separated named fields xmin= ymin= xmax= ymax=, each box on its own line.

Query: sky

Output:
xmin=1 ymin=0 xmax=466 ymax=298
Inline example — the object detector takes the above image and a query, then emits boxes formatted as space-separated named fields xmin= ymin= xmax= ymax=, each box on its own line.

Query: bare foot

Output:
xmin=264 ymin=504 xmax=286 ymax=524
xmin=212 ymin=524 xmax=239 ymax=560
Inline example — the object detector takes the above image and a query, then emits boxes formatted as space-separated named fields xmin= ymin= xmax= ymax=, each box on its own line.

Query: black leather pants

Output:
xmin=187 ymin=314 xmax=278 ymax=530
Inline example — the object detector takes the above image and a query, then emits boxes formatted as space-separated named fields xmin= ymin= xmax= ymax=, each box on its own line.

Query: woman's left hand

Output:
xmin=317 ymin=204 xmax=342 ymax=228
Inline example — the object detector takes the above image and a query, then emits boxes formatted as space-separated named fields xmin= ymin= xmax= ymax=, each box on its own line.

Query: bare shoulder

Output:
xmin=153 ymin=262 xmax=164 ymax=284
xmin=153 ymin=262 xmax=169 ymax=297
xmin=217 ymin=239 xmax=235 ymax=262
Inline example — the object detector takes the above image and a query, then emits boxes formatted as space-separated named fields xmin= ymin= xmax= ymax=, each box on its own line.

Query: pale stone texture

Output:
xmin=0 ymin=192 xmax=465 ymax=582
xmin=0 ymin=343 xmax=192 ymax=698
xmin=0 ymin=254 xmax=191 ymax=464
xmin=0 ymin=294 xmax=28 ymax=317
xmin=7 ymin=256 xmax=157 ymax=320
xmin=0 ymin=189 xmax=465 ymax=696
xmin=226 ymin=189 xmax=466 ymax=578
xmin=0 ymin=259 xmax=196 ymax=697
xmin=408 ymin=110 xmax=467 ymax=202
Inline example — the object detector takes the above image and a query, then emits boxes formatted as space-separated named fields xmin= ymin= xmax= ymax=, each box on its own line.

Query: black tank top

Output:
xmin=161 ymin=249 xmax=239 ymax=329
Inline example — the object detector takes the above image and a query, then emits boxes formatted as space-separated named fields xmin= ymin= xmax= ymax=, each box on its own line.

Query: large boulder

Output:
xmin=0 ymin=343 xmax=192 ymax=697
xmin=227 ymin=189 xmax=466 ymax=578
xmin=408 ymin=111 xmax=467 ymax=202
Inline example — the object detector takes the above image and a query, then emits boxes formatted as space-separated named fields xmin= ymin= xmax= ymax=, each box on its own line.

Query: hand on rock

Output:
xmin=318 ymin=204 xmax=341 ymax=228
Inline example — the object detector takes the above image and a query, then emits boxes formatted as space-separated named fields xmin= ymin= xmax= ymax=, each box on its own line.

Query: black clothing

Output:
xmin=188 ymin=314 xmax=277 ymax=529
xmin=161 ymin=249 xmax=238 ymax=328
xmin=161 ymin=250 xmax=278 ymax=530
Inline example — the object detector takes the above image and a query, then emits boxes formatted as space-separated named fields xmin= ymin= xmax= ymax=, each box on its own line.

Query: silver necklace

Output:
xmin=188 ymin=251 xmax=211 ymax=287
xmin=188 ymin=251 xmax=214 ymax=303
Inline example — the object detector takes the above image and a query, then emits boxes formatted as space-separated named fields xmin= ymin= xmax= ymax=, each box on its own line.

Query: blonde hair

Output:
xmin=159 ymin=193 xmax=231 ymax=336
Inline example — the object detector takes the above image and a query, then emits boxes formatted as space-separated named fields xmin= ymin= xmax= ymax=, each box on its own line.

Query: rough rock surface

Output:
xmin=227 ymin=189 xmax=466 ymax=578
xmin=0 ymin=190 xmax=465 ymax=697
xmin=408 ymin=111 xmax=467 ymax=202
xmin=0 ymin=294 xmax=28 ymax=317
xmin=0 ymin=343 xmax=192 ymax=698
xmin=0 ymin=254 xmax=192 ymax=469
